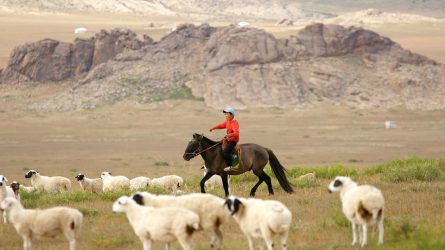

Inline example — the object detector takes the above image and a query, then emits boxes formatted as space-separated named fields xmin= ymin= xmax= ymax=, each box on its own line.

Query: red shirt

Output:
xmin=211 ymin=119 xmax=240 ymax=142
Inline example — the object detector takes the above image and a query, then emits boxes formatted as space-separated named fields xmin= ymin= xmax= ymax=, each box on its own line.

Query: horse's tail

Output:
xmin=267 ymin=149 xmax=294 ymax=193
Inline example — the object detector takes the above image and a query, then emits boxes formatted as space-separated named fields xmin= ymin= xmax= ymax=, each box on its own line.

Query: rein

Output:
xmin=184 ymin=137 xmax=222 ymax=157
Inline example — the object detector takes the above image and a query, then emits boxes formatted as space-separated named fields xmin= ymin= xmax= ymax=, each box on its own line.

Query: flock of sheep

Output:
xmin=0 ymin=170 xmax=385 ymax=250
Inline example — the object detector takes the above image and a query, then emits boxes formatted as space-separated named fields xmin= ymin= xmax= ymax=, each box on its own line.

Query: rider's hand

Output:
xmin=209 ymin=128 xmax=213 ymax=132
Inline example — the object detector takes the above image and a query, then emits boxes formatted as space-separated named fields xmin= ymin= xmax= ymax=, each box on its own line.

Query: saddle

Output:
xmin=222 ymin=140 xmax=241 ymax=167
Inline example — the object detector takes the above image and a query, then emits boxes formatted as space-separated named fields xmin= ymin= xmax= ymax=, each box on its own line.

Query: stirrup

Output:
xmin=223 ymin=166 xmax=233 ymax=172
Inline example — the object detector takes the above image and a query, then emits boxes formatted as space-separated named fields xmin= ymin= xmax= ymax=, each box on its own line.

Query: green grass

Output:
xmin=365 ymin=158 xmax=444 ymax=182
xmin=288 ymin=164 xmax=359 ymax=179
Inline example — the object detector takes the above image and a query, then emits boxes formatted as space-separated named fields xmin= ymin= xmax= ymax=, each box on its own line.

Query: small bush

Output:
xmin=288 ymin=164 xmax=358 ymax=179
xmin=154 ymin=161 xmax=169 ymax=166
xmin=368 ymin=158 xmax=442 ymax=182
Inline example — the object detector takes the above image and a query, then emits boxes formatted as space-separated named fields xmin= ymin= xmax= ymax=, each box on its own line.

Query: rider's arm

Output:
xmin=210 ymin=121 xmax=226 ymax=131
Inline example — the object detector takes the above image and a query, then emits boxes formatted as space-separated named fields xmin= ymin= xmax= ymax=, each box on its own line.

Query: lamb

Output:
xmin=132 ymin=192 xmax=230 ymax=248
xmin=75 ymin=173 xmax=103 ymax=193
xmin=150 ymin=175 xmax=183 ymax=192
xmin=224 ymin=196 xmax=292 ymax=250
xmin=1 ymin=175 xmax=17 ymax=223
xmin=201 ymin=165 xmax=230 ymax=192
xmin=328 ymin=176 xmax=385 ymax=247
xmin=100 ymin=172 xmax=130 ymax=192
xmin=0 ymin=197 xmax=83 ymax=250
xmin=113 ymin=195 xmax=200 ymax=250
xmin=130 ymin=176 xmax=151 ymax=190
xmin=24 ymin=170 xmax=71 ymax=192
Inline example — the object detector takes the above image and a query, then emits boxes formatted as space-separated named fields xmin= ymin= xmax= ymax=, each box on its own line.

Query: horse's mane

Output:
xmin=200 ymin=134 xmax=220 ymax=145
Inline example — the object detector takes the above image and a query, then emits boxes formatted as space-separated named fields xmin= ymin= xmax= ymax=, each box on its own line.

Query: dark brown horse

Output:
xmin=183 ymin=133 xmax=294 ymax=197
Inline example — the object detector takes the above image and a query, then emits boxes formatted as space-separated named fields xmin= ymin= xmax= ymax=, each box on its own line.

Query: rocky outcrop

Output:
xmin=0 ymin=28 xmax=151 ymax=83
xmin=1 ymin=23 xmax=444 ymax=111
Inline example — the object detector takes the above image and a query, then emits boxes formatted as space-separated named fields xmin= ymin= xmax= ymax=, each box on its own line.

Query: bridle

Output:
xmin=184 ymin=136 xmax=222 ymax=158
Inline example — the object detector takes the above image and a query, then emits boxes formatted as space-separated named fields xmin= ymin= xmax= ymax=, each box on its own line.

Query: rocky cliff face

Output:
xmin=0 ymin=28 xmax=150 ymax=83
xmin=1 ymin=23 xmax=444 ymax=111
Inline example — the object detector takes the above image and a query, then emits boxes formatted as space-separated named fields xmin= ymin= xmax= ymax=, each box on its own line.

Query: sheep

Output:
xmin=224 ymin=196 xmax=292 ymax=250
xmin=10 ymin=181 xmax=21 ymax=200
xmin=328 ymin=176 xmax=385 ymax=247
xmin=100 ymin=172 xmax=130 ymax=192
xmin=113 ymin=195 xmax=200 ymax=250
xmin=1 ymin=175 xmax=17 ymax=223
xmin=24 ymin=170 xmax=71 ymax=192
xmin=150 ymin=175 xmax=183 ymax=192
xmin=130 ymin=176 xmax=151 ymax=190
xmin=132 ymin=192 xmax=230 ymax=248
xmin=297 ymin=172 xmax=316 ymax=181
xmin=75 ymin=173 xmax=103 ymax=193
xmin=0 ymin=197 xmax=83 ymax=250
xmin=201 ymin=165 xmax=230 ymax=192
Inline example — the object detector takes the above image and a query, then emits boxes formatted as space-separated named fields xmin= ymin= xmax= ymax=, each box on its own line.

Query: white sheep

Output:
xmin=113 ymin=195 xmax=200 ymax=250
xmin=201 ymin=165 xmax=230 ymax=192
xmin=328 ymin=176 xmax=385 ymax=247
xmin=150 ymin=175 xmax=183 ymax=192
xmin=0 ymin=197 xmax=83 ymax=250
xmin=100 ymin=172 xmax=130 ymax=192
xmin=75 ymin=173 xmax=103 ymax=193
xmin=1 ymin=175 xmax=17 ymax=223
xmin=132 ymin=192 xmax=229 ymax=248
xmin=224 ymin=196 xmax=292 ymax=250
xmin=24 ymin=170 xmax=71 ymax=192
xmin=130 ymin=176 xmax=151 ymax=190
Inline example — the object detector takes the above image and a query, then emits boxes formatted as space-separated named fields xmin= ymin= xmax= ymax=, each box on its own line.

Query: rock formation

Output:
xmin=1 ymin=23 xmax=444 ymax=111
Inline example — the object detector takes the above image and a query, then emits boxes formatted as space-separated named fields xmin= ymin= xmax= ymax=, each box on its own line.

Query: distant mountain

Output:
xmin=0 ymin=0 xmax=333 ymax=21
xmin=291 ymin=0 xmax=445 ymax=18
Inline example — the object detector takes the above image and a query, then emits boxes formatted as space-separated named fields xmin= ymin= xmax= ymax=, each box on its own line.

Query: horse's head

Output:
xmin=183 ymin=133 xmax=204 ymax=161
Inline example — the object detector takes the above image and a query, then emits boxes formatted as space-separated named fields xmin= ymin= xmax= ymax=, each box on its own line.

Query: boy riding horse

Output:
xmin=209 ymin=107 xmax=239 ymax=172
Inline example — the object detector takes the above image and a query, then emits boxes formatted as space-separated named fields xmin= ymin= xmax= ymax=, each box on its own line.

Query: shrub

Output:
xmin=288 ymin=164 xmax=358 ymax=179
xmin=367 ymin=158 xmax=442 ymax=182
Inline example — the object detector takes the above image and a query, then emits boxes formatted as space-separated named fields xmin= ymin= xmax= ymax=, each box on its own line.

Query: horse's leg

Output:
xmin=261 ymin=172 xmax=274 ymax=195
xmin=200 ymin=172 xmax=214 ymax=193
xmin=221 ymin=172 xmax=230 ymax=197
xmin=250 ymin=170 xmax=265 ymax=197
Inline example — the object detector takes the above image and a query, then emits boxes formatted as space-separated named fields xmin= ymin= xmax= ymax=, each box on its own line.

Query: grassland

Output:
xmin=1 ymin=158 xmax=444 ymax=250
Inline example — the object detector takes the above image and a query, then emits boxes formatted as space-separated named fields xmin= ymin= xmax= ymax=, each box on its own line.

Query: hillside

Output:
xmin=0 ymin=23 xmax=443 ymax=111
xmin=292 ymin=0 xmax=445 ymax=17
xmin=0 ymin=0 xmax=332 ymax=21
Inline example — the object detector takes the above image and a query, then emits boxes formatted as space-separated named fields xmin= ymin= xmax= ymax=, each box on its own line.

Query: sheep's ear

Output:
xmin=333 ymin=179 xmax=342 ymax=187
xmin=3 ymin=177 xmax=7 ymax=182
xmin=132 ymin=193 xmax=144 ymax=205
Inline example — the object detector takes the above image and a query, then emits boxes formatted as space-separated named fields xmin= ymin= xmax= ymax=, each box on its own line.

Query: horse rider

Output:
xmin=209 ymin=107 xmax=240 ymax=171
